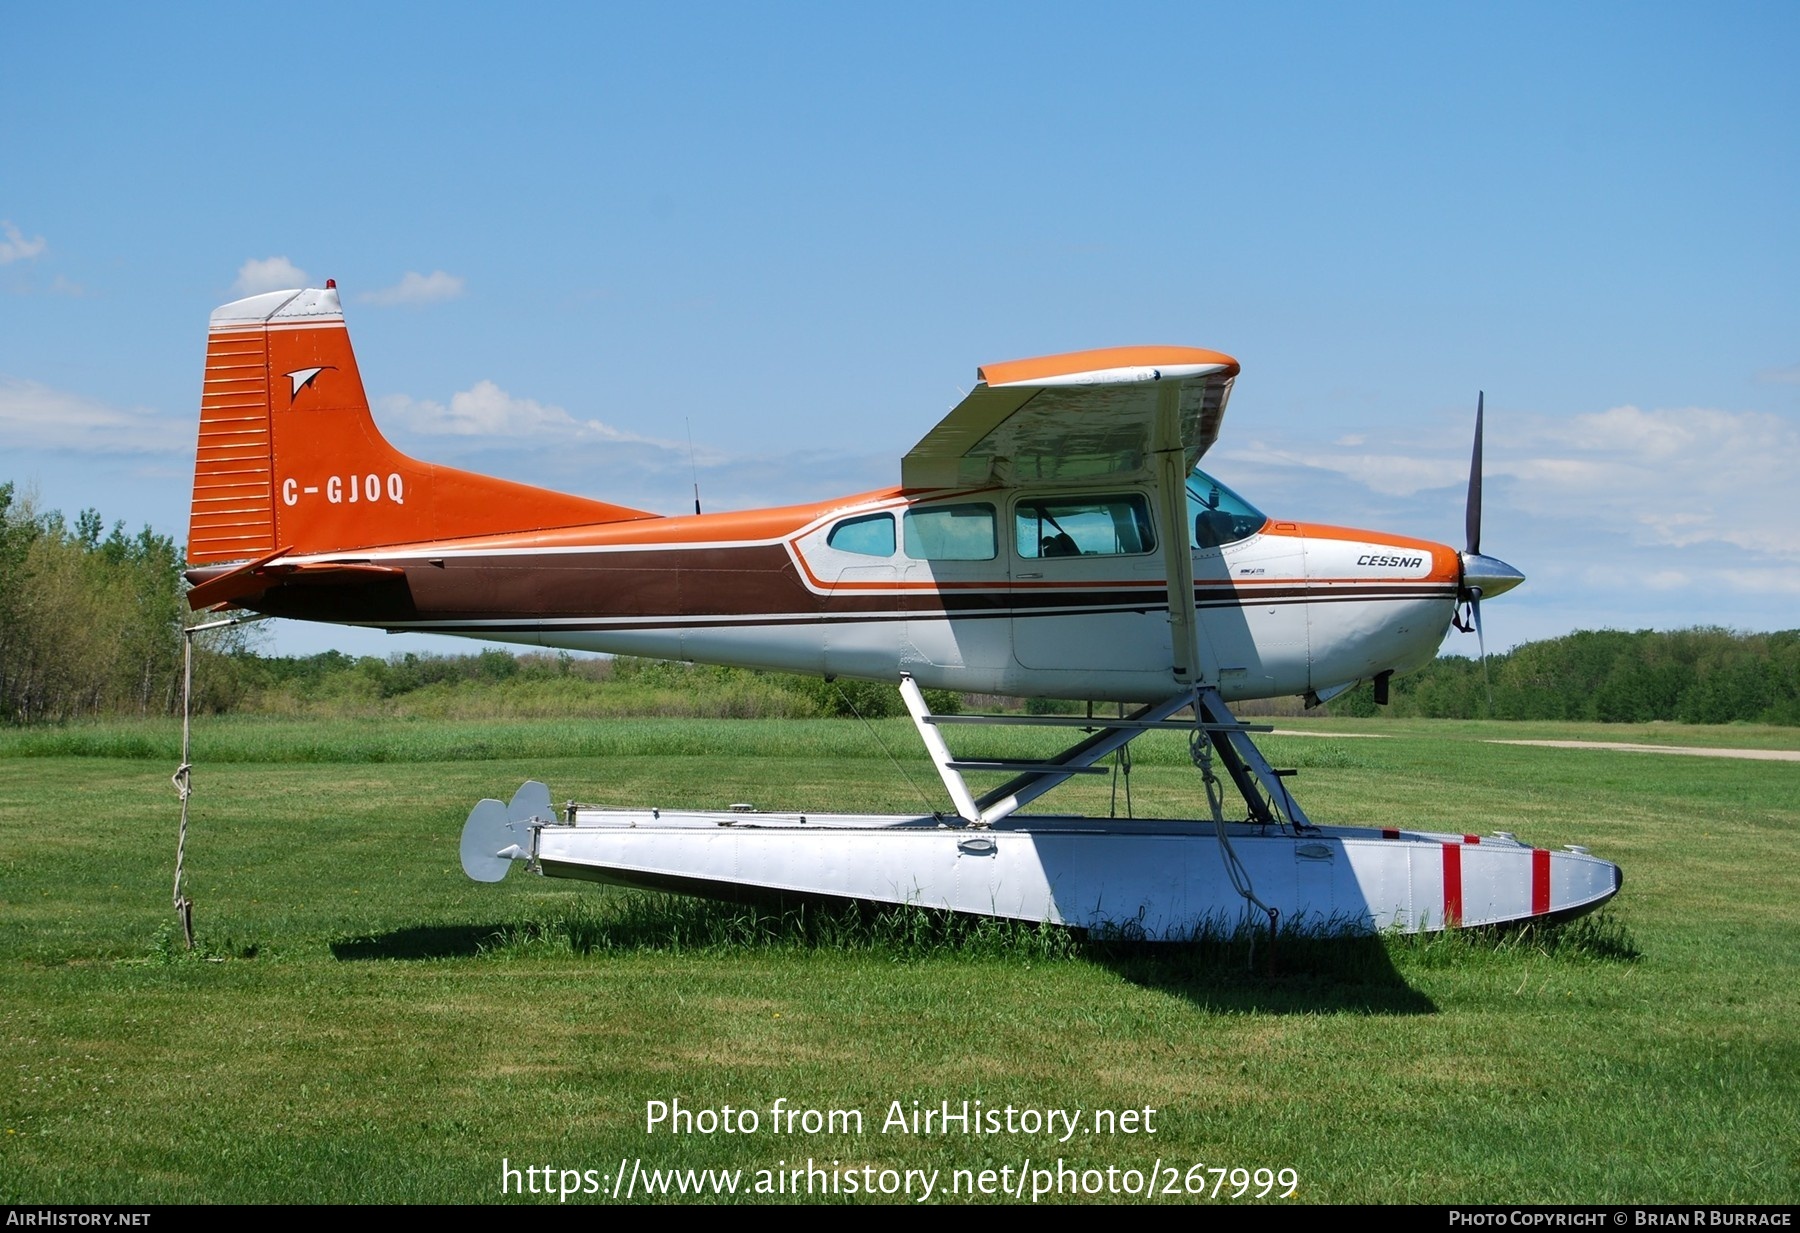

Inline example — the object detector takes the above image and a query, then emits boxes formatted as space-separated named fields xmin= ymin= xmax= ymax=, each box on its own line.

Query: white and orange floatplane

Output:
xmin=185 ymin=284 xmax=1619 ymax=937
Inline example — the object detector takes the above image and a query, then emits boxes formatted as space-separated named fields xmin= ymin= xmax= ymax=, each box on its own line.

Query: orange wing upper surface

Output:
xmin=902 ymin=345 xmax=1239 ymax=490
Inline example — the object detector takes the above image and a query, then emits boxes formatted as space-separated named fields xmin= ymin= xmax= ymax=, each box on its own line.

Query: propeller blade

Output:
xmin=1473 ymin=595 xmax=1492 ymax=715
xmin=1465 ymin=391 xmax=1484 ymax=558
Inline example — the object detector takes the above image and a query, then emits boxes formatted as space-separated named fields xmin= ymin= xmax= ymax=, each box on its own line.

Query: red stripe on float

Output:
xmin=1442 ymin=843 xmax=1463 ymax=927
xmin=1463 ymin=834 xmax=1481 ymax=844
xmin=1382 ymin=828 xmax=1400 ymax=840
xmin=1532 ymin=848 xmax=1551 ymax=916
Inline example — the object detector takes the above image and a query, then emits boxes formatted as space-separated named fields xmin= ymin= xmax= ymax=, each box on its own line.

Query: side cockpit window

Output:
xmin=1014 ymin=494 xmax=1156 ymax=559
xmin=903 ymin=503 xmax=996 ymax=561
xmin=825 ymin=513 xmax=896 ymax=557
xmin=1187 ymin=468 xmax=1266 ymax=550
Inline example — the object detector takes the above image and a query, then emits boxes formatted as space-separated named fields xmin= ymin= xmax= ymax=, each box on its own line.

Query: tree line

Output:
xmin=1328 ymin=627 xmax=1800 ymax=724
xmin=2 ymin=483 xmax=1795 ymax=725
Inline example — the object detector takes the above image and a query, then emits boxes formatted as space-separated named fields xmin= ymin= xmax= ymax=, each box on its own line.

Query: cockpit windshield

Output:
xmin=1187 ymin=468 xmax=1266 ymax=550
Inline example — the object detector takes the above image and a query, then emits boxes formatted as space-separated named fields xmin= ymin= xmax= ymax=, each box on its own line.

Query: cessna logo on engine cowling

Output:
xmin=1357 ymin=553 xmax=1424 ymax=568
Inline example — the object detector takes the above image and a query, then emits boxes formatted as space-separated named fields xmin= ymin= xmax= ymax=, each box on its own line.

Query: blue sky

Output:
xmin=3 ymin=2 xmax=1795 ymax=659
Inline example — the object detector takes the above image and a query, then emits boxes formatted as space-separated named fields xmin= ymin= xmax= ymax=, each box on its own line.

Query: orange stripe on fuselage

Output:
xmin=285 ymin=487 xmax=905 ymax=559
xmin=1263 ymin=521 xmax=1461 ymax=586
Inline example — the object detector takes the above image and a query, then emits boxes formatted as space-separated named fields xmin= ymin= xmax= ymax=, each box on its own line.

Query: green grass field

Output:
xmin=1 ymin=715 xmax=1795 ymax=1204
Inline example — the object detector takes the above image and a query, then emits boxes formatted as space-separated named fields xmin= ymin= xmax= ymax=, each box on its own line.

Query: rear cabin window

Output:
xmin=825 ymin=513 xmax=896 ymax=557
xmin=903 ymin=503 xmax=997 ymax=561
xmin=1015 ymin=494 xmax=1156 ymax=559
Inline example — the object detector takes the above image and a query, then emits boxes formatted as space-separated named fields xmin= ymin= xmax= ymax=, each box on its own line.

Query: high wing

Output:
xmin=900 ymin=345 xmax=1239 ymax=490
xmin=900 ymin=344 xmax=1240 ymax=689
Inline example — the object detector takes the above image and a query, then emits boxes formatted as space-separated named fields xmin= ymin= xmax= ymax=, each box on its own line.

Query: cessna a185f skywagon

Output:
xmin=185 ymin=284 xmax=1620 ymax=937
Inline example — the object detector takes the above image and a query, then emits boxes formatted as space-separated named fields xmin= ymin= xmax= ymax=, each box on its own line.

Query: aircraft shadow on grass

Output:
xmin=327 ymin=900 xmax=1438 ymax=1017
xmin=1089 ymin=933 xmax=1438 ymax=1016
xmin=330 ymin=923 xmax=519 ymax=961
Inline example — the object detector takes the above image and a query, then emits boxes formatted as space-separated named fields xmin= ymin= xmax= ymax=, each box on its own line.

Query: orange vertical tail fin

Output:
xmin=187 ymin=286 xmax=655 ymax=566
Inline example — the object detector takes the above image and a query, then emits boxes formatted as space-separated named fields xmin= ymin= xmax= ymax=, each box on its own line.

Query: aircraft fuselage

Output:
xmin=229 ymin=482 xmax=1461 ymax=704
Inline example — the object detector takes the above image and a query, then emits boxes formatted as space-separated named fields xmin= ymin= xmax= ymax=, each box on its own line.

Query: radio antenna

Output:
xmin=686 ymin=418 xmax=702 ymax=515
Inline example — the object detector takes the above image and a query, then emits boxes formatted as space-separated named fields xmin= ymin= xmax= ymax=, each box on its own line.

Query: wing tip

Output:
xmin=979 ymin=346 xmax=1239 ymax=389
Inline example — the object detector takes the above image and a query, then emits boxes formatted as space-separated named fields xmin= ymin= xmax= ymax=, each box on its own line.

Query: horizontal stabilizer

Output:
xmin=185 ymin=546 xmax=406 ymax=611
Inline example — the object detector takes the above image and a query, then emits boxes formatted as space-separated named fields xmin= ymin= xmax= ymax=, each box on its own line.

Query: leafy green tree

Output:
xmin=0 ymin=487 xmax=186 ymax=722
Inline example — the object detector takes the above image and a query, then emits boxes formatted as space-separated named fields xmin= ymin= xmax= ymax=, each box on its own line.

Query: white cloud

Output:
xmin=380 ymin=381 xmax=571 ymax=437
xmin=0 ymin=221 xmax=46 ymax=264
xmin=1223 ymin=443 xmax=1459 ymax=497
xmin=1512 ymin=405 xmax=1800 ymax=559
xmin=1503 ymin=456 xmax=1622 ymax=486
xmin=357 ymin=270 xmax=466 ymax=306
xmin=376 ymin=381 xmax=721 ymax=460
xmin=232 ymin=256 xmax=310 ymax=295
xmin=1715 ymin=567 xmax=1800 ymax=595
xmin=1230 ymin=402 xmax=1800 ymax=564
xmin=0 ymin=377 xmax=179 ymax=454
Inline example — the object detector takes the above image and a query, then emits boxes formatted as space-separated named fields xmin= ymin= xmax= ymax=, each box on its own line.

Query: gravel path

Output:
xmin=1486 ymin=739 xmax=1800 ymax=762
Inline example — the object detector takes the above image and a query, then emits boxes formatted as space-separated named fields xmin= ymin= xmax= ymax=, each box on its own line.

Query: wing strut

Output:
xmin=1152 ymin=382 xmax=1211 ymax=686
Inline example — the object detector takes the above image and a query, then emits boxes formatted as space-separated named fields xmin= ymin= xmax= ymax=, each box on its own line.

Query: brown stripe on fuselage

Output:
xmin=205 ymin=542 xmax=810 ymax=624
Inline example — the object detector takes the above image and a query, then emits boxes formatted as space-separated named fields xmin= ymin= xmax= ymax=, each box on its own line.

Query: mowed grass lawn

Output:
xmin=1 ymin=715 xmax=1795 ymax=1204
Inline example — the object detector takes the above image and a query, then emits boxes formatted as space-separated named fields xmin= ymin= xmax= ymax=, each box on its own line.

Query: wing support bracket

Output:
xmin=1193 ymin=687 xmax=1314 ymax=831
xmin=899 ymin=675 xmax=1311 ymax=831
